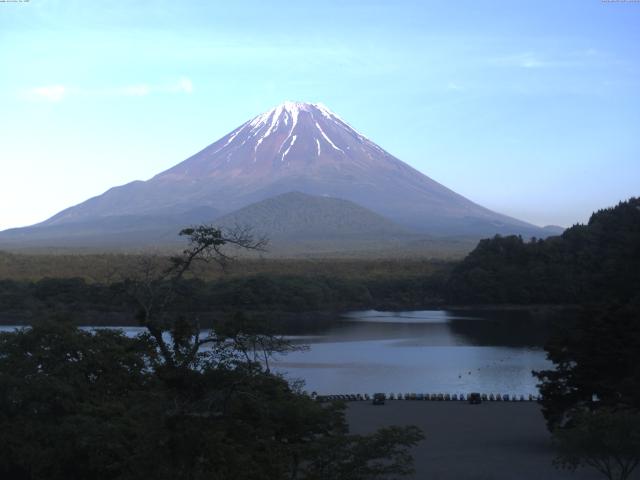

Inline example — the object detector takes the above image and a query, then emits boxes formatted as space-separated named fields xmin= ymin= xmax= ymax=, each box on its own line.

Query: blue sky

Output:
xmin=1 ymin=0 xmax=638 ymax=230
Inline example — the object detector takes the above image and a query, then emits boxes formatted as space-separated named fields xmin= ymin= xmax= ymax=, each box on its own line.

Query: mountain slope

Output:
xmin=0 ymin=207 xmax=219 ymax=248
xmin=35 ymin=101 xmax=544 ymax=238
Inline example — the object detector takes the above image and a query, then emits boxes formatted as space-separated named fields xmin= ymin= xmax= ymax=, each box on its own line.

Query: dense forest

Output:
xmin=446 ymin=198 xmax=640 ymax=305
xmin=0 ymin=269 xmax=450 ymax=327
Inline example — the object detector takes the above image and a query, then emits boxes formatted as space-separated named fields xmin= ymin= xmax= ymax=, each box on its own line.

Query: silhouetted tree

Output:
xmin=534 ymin=303 xmax=640 ymax=430
xmin=535 ymin=303 xmax=640 ymax=480
xmin=553 ymin=408 xmax=640 ymax=480
xmin=125 ymin=225 xmax=268 ymax=369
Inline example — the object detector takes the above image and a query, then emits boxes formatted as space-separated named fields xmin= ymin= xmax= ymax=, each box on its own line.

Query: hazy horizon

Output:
xmin=1 ymin=1 xmax=639 ymax=231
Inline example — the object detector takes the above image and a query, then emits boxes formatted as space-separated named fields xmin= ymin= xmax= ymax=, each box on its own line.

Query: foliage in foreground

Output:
xmin=552 ymin=408 xmax=640 ymax=480
xmin=0 ymin=322 xmax=423 ymax=480
xmin=534 ymin=303 xmax=640 ymax=430
xmin=535 ymin=302 xmax=640 ymax=480
xmin=0 ymin=226 xmax=424 ymax=480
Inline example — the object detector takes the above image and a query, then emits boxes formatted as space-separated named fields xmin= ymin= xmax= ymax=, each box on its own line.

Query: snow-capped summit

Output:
xmin=149 ymin=100 xmax=414 ymax=194
xmin=248 ymin=101 xmax=343 ymax=128
xmin=154 ymin=100 xmax=385 ymax=180
xmin=30 ymin=101 xmax=544 ymax=238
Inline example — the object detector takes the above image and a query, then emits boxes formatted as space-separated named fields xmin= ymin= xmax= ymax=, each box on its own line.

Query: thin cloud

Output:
xmin=488 ymin=50 xmax=610 ymax=70
xmin=173 ymin=77 xmax=193 ymax=94
xmin=116 ymin=77 xmax=193 ymax=96
xmin=120 ymin=84 xmax=152 ymax=96
xmin=491 ymin=52 xmax=548 ymax=69
xmin=27 ymin=85 xmax=66 ymax=102
xmin=22 ymin=78 xmax=193 ymax=101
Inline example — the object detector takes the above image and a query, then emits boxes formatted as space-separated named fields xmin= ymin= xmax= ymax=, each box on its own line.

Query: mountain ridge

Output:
xmin=2 ymin=101 xmax=555 ymax=250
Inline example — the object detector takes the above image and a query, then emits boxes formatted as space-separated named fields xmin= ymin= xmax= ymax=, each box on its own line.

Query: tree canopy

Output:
xmin=534 ymin=302 xmax=640 ymax=480
xmin=0 ymin=225 xmax=424 ymax=480
xmin=446 ymin=197 xmax=640 ymax=305
xmin=534 ymin=303 xmax=640 ymax=430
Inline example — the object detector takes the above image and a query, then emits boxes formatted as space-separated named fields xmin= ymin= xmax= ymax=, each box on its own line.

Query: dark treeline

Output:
xmin=446 ymin=198 xmax=640 ymax=305
xmin=0 ymin=272 xmax=450 ymax=326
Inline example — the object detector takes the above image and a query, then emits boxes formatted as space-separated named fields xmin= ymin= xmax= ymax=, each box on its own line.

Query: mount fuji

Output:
xmin=0 ymin=101 xmax=555 ymax=250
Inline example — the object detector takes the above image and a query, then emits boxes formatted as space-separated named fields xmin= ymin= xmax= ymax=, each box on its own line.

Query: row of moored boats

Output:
xmin=313 ymin=393 xmax=541 ymax=402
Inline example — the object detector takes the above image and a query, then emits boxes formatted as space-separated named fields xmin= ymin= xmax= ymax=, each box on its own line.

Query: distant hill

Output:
xmin=215 ymin=192 xmax=410 ymax=240
xmin=210 ymin=191 xmax=433 ymax=256
xmin=0 ymin=101 xmax=554 ymax=251
xmin=541 ymin=225 xmax=565 ymax=235
xmin=446 ymin=197 xmax=640 ymax=304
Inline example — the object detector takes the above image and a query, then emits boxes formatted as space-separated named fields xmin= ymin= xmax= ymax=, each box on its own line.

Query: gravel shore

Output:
xmin=347 ymin=401 xmax=615 ymax=480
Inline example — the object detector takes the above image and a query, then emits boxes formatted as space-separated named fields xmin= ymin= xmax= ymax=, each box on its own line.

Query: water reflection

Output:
xmin=272 ymin=309 xmax=556 ymax=395
xmin=0 ymin=309 xmax=558 ymax=395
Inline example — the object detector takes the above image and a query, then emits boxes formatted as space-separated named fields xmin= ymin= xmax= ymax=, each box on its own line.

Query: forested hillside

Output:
xmin=446 ymin=198 xmax=640 ymax=304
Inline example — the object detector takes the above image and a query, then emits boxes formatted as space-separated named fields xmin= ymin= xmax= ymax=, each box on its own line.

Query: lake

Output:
xmin=0 ymin=309 xmax=557 ymax=396
xmin=271 ymin=309 xmax=555 ymax=396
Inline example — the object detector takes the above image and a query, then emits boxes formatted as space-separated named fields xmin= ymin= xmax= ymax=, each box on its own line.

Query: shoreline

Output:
xmin=0 ymin=304 xmax=578 ymax=326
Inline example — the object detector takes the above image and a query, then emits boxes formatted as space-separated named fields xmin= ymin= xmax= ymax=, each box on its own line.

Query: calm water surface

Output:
xmin=0 ymin=309 xmax=555 ymax=395
xmin=271 ymin=309 xmax=554 ymax=395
